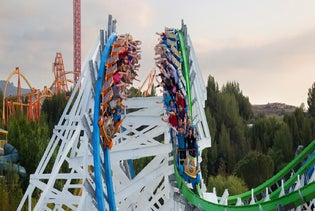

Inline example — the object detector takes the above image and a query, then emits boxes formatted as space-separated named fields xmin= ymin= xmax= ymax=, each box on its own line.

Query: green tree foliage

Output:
xmin=0 ymin=89 xmax=3 ymax=127
xmin=126 ymin=85 xmax=156 ymax=97
xmin=218 ymin=124 xmax=235 ymax=174
xmin=284 ymin=107 xmax=314 ymax=148
xmin=307 ymin=82 xmax=315 ymax=117
xmin=205 ymin=75 xmax=219 ymax=113
xmin=221 ymin=81 xmax=253 ymax=120
xmin=128 ymin=86 xmax=141 ymax=97
xmin=248 ymin=117 xmax=282 ymax=154
xmin=7 ymin=114 xmax=49 ymax=190
xmin=234 ymin=151 xmax=274 ymax=189
xmin=293 ymin=108 xmax=310 ymax=147
xmin=6 ymin=168 xmax=24 ymax=210
xmin=132 ymin=156 xmax=154 ymax=175
xmin=201 ymin=106 xmax=217 ymax=180
xmin=148 ymin=83 xmax=156 ymax=96
xmin=203 ymin=76 xmax=250 ymax=181
xmin=207 ymin=175 xmax=248 ymax=196
xmin=216 ymin=93 xmax=239 ymax=130
xmin=300 ymin=118 xmax=313 ymax=147
xmin=205 ymin=106 xmax=217 ymax=141
xmin=41 ymin=93 xmax=68 ymax=135
xmin=202 ymin=75 xmax=315 ymax=191
xmin=0 ymin=177 xmax=10 ymax=211
xmin=0 ymin=169 xmax=24 ymax=211
xmin=270 ymin=123 xmax=293 ymax=171
xmin=216 ymin=93 xmax=247 ymax=162
xmin=283 ymin=109 xmax=301 ymax=149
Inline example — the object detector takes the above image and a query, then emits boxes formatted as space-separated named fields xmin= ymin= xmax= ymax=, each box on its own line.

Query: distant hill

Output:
xmin=252 ymin=103 xmax=296 ymax=117
xmin=0 ymin=80 xmax=31 ymax=96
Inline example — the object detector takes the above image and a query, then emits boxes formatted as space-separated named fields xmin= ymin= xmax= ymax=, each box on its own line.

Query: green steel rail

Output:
xmin=174 ymin=149 xmax=315 ymax=210
xmin=227 ymin=140 xmax=315 ymax=204
xmin=178 ymin=30 xmax=193 ymax=122
xmin=175 ymin=26 xmax=315 ymax=209
xmin=174 ymin=166 xmax=315 ymax=211
xmin=268 ymin=151 xmax=315 ymax=200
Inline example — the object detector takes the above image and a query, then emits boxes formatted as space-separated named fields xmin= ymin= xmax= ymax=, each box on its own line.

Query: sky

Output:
xmin=1 ymin=1 xmax=315 ymax=107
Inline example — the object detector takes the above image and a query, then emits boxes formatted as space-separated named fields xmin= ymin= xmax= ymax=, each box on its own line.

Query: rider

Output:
xmin=185 ymin=127 xmax=196 ymax=157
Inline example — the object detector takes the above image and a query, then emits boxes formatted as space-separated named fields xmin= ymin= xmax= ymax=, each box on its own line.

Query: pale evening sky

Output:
xmin=1 ymin=1 xmax=315 ymax=107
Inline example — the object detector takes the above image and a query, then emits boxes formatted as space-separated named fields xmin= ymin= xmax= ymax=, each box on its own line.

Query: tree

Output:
xmin=249 ymin=116 xmax=282 ymax=154
xmin=307 ymin=82 xmax=315 ymax=117
xmin=309 ymin=118 xmax=315 ymax=143
xmin=148 ymin=83 xmax=156 ymax=96
xmin=7 ymin=114 xmax=50 ymax=191
xmin=127 ymin=86 xmax=141 ymax=97
xmin=0 ymin=178 xmax=10 ymax=211
xmin=205 ymin=75 xmax=219 ymax=112
xmin=273 ymin=123 xmax=293 ymax=163
xmin=283 ymin=111 xmax=300 ymax=149
xmin=205 ymin=106 xmax=217 ymax=141
xmin=221 ymin=81 xmax=253 ymax=120
xmin=0 ymin=167 xmax=24 ymax=211
xmin=234 ymin=151 xmax=274 ymax=189
xmin=216 ymin=93 xmax=247 ymax=161
xmin=307 ymin=82 xmax=315 ymax=116
xmin=207 ymin=175 xmax=248 ymax=196
xmin=41 ymin=93 xmax=68 ymax=135
xmin=301 ymin=118 xmax=312 ymax=147
xmin=218 ymin=124 xmax=230 ymax=174
xmin=201 ymin=106 xmax=217 ymax=180
xmin=0 ymin=89 xmax=3 ymax=126
xmin=6 ymin=168 xmax=24 ymax=210
xmin=132 ymin=156 xmax=154 ymax=175
xmin=202 ymin=74 xmax=314 ymax=194
xmin=284 ymin=108 xmax=313 ymax=148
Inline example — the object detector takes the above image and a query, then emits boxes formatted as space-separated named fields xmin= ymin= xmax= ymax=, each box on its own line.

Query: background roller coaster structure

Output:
xmin=2 ymin=52 xmax=74 ymax=124
xmin=18 ymin=15 xmax=315 ymax=210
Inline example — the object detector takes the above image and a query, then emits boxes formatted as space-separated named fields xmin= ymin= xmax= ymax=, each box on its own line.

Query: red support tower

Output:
xmin=73 ymin=0 xmax=81 ymax=85
xmin=52 ymin=52 xmax=69 ymax=94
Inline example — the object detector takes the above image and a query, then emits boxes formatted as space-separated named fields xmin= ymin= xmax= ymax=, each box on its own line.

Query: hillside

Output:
xmin=0 ymin=80 xmax=31 ymax=96
xmin=252 ymin=102 xmax=296 ymax=117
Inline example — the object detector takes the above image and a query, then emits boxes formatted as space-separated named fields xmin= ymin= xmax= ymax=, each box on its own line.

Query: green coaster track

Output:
xmin=175 ymin=25 xmax=315 ymax=210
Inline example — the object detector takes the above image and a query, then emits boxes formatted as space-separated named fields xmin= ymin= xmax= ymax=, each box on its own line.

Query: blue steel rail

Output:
xmin=93 ymin=33 xmax=117 ymax=211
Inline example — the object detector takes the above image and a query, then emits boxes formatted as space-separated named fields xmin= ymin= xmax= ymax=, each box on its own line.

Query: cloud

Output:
xmin=194 ymin=29 xmax=315 ymax=105
xmin=197 ymin=28 xmax=315 ymax=73
xmin=1 ymin=0 xmax=315 ymax=106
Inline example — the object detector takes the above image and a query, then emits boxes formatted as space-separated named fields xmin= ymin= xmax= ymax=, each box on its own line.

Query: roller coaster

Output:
xmin=2 ymin=52 xmax=73 ymax=124
xmin=18 ymin=15 xmax=315 ymax=210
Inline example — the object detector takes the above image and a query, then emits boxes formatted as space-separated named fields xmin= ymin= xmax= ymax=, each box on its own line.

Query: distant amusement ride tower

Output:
xmin=73 ymin=0 xmax=81 ymax=85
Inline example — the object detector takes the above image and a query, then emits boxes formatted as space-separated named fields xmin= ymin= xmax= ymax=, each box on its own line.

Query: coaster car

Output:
xmin=184 ymin=154 xmax=198 ymax=179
